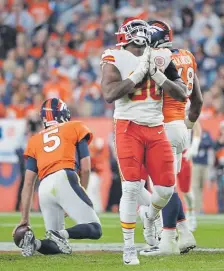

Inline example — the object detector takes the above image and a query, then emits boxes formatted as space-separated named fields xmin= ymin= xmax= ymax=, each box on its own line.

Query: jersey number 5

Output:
xmin=43 ymin=128 xmax=61 ymax=152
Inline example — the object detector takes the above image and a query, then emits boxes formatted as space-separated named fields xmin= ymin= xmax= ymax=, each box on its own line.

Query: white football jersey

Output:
xmin=101 ymin=48 xmax=172 ymax=126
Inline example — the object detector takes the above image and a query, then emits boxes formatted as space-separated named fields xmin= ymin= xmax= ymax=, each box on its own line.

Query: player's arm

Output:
xmin=20 ymin=157 xmax=38 ymax=225
xmin=101 ymin=63 xmax=136 ymax=103
xmin=186 ymin=74 xmax=203 ymax=128
xmin=101 ymin=47 xmax=151 ymax=103
xmin=77 ymin=138 xmax=91 ymax=189
xmin=150 ymin=60 xmax=187 ymax=102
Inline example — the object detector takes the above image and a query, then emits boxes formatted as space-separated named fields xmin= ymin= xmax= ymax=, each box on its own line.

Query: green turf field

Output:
xmin=0 ymin=213 xmax=224 ymax=271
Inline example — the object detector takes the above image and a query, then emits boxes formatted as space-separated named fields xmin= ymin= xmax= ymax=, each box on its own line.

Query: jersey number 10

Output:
xmin=43 ymin=128 xmax=61 ymax=152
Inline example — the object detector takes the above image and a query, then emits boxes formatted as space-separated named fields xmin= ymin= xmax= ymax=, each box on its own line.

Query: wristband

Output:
xmin=151 ymin=69 xmax=167 ymax=86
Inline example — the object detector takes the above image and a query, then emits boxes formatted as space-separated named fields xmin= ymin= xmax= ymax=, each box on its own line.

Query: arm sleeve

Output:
xmin=76 ymin=138 xmax=90 ymax=160
xmin=164 ymin=61 xmax=181 ymax=81
xmin=26 ymin=156 xmax=38 ymax=173
xmin=76 ymin=122 xmax=93 ymax=144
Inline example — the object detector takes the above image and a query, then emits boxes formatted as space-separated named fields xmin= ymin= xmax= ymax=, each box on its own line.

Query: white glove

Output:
xmin=184 ymin=137 xmax=201 ymax=160
xmin=149 ymin=56 xmax=167 ymax=87
xmin=185 ymin=117 xmax=195 ymax=129
xmin=128 ymin=47 xmax=151 ymax=85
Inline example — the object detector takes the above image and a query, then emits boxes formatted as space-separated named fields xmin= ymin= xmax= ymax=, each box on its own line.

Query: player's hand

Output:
xmin=183 ymin=147 xmax=198 ymax=161
xmin=12 ymin=221 xmax=29 ymax=237
xmin=185 ymin=117 xmax=195 ymax=129
xmin=148 ymin=53 xmax=167 ymax=87
xmin=128 ymin=47 xmax=151 ymax=85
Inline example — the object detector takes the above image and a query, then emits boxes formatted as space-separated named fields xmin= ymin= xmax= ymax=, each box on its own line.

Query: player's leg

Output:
xmin=138 ymin=167 xmax=152 ymax=206
xmin=21 ymin=175 xmax=69 ymax=256
xmin=142 ymin=127 xmax=176 ymax=254
xmin=160 ymin=123 xmax=187 ymax=244
xmin=38 ymin=174 xmax=72 ymax=254
xmin=178 ymin=155 xmax=196 ymax=231
xmin=50 ymin=169 xmax=102 ymax=240
xmin=191 ymin=164 xmax=203 ymax=213
xmin=176 ymin=154 xmax=196 ymax=251
xmin=115 ymin=120 xmax=145 ymax=265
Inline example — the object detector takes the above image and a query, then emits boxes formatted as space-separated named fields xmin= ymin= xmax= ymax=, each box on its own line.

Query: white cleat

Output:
xmin=46 ymin=230 xmax=72 ymax=254
xmin=140 ymin=231 xmax=180 ymax=256
xmin=178 ymin=230 xmax=196 ymax=254
xmin=123 ymin=246 xmax=140 ymax=265
xmin=139 ymin=206 xmax=157 ymax=246
xmin=21 ymin=231 xmax=36 ymax=257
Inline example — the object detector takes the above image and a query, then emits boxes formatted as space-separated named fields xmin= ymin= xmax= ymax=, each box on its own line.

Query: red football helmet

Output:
xmin=148 ymin=20 xmax=173 ymax=48
xmin=116 ymin=18 xmax=151 ymax=47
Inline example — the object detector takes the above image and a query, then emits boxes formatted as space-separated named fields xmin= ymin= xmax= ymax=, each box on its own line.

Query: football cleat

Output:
xmin=140 ymin=230 xmax=180 ymax=256
xmin=21 ymin=230 xmax=36 ymax=257
xmin=178 ymin=230 xmax=196 ymax=254
xmin=123 ymin=246 xmax=140 ymax=265
xmin=46 ymin=230 xmax=72 ymax=254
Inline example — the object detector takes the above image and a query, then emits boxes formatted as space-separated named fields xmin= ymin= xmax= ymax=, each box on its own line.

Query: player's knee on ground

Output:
xmin=152 ymin=185 xmax=174 ymax=208
xmin=88 ymin=222 xmax=102 ymax=239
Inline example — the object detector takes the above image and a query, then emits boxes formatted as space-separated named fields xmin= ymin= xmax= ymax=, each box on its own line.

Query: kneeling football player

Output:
xmin=13 ymin=98 xmax=102 ymax=256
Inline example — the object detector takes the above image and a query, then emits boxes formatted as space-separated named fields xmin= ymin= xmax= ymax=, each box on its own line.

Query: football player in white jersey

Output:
xmin=101 ymin=18 xmax=187 ymax=265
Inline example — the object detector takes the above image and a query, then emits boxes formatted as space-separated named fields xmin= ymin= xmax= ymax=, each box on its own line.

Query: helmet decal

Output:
xmin=40 ymin=98 xmax=71 ymax=128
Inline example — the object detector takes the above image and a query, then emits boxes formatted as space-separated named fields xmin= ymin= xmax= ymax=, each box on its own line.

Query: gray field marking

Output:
xmin=0 ymin=242 xmax=224 ymax=253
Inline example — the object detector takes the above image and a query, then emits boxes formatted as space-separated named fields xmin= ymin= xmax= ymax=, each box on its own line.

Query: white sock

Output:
xmin=35 ymin=239 xmax=41 ymax=250
xmin=162 ymin=229 xmax=176 ymax=240
xmin=122 ymin=229 xmax=135 ymax=246
xmin=177 ymin=220 xmax=189 ymax=233
xmin=120 ymin=182 xmax=141 ymax=247
xmin=59 ymin=229 xmax=69 ymax=239
xmin=184 ymin=191 xmax=195 ymax=213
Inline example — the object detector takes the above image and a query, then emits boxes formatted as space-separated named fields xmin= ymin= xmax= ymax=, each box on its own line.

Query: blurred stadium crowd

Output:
xmin=0 ymin=0 xmax=223 ymax=119
xmin=0 ymin=0 xmax=224 ymax=213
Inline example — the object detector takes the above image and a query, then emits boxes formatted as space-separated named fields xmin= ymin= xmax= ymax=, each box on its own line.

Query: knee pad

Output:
xmin=89 ymin=222 xmax=102 ymax=240
xmin=152 ymin=185 xmax=174 ymax=208
xmin=122 ymin=181 xmax=142 ymax=201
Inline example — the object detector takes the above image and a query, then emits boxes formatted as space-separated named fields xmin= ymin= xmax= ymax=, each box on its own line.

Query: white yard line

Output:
xmin=0 ymin=242 xmax=224 ymax=253
xmin=0 ymin=212 xmax=223 ymax=221
xmin=0 ymin=223 xmax=120 ymax=228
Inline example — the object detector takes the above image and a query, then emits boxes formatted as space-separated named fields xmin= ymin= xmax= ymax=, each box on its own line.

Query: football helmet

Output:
xmin=148 ymin=20 xmax=173 ymax=48
xmin=116 ymin=17 xmax=151 ymax=47
xmin=40 ymin=98 xmax=71 ymax=128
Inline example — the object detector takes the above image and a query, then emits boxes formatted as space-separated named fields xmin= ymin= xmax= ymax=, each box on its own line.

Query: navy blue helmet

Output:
xmin=148 ymin=20 xmax=173 ymax=48
xmin=40 ymin=98 xmax=71 ymax=128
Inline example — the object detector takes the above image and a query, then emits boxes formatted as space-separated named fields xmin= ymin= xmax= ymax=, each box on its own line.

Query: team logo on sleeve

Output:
xmin=154 ymin=56 xmax=165 ymax=67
